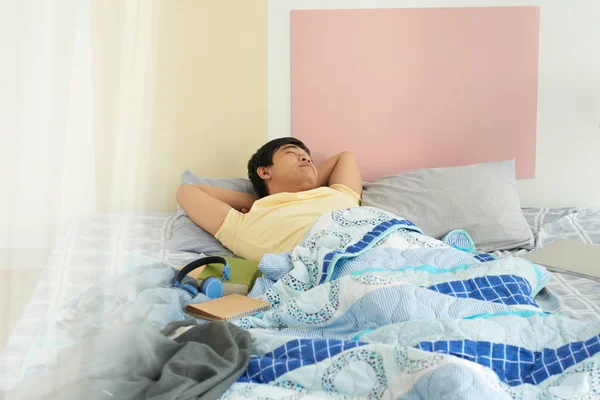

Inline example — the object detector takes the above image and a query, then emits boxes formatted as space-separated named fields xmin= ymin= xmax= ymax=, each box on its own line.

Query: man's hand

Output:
xmin=176 ymin=185 xmax=257 ymax=235
xmin=316 ymin=151 xmax=363 ymax=197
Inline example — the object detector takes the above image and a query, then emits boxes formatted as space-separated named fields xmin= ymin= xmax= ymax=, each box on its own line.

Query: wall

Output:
xmin=269 ymin=0 xmax=600 ymax=208
xmin=92 ymin=0 xmax=268 ymax=212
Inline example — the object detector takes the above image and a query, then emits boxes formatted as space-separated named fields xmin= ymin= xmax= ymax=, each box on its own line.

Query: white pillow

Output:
xmin=166 ymin=169 xmax=256 ymax=256
xmin=361 ymin=160 xmax=534 ymax=252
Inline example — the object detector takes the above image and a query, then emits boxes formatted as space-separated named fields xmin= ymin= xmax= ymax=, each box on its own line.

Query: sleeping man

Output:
xmin=176 ymin=138 xmax=363 ymax=261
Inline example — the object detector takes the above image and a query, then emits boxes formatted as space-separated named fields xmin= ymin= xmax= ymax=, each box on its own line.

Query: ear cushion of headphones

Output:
xmin=181 ymin=281 xmax=199 ymax=297
xmin=200 ymin=277 xmax=223 ymax=299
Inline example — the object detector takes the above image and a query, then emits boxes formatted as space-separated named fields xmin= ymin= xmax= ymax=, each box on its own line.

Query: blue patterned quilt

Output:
xmin=221 ymin=207 xmax=600 ymax=399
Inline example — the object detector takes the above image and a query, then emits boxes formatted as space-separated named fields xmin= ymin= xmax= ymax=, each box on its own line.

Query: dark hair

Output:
xmin=247 ymin=137 xmax=311 ymax=198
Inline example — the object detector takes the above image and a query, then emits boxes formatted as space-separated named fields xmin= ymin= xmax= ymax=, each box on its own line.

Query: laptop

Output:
xmin=521 ymin=240 xmax=600 ymax=280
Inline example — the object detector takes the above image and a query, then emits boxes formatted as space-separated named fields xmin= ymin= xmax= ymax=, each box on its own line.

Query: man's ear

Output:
xmin=257 ymin=166 xmax=271 ymax=180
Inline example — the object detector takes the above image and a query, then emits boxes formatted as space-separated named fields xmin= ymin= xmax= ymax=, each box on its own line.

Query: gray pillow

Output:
xmin=361 ymin=160 xmax=534 ymax=252
xmin=167 ymin=169 xmax=256 ymax=256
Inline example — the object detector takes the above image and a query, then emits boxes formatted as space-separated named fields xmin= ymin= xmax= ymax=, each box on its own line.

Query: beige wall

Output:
xmin=92 ymin=0 xmax=268 ymax=212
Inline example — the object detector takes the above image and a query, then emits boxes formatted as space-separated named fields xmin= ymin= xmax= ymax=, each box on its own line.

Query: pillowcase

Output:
xmin=361 ymin=160 xmax=534 ymax=252
xmin=167 ymin=169 xmax=256 ymax=257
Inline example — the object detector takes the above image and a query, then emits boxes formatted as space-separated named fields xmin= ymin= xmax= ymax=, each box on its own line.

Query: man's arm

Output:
xmin=176 ymin=185 xmax=257 ymax=235
xmin=316 ymin=151 xmax=363 ymax=197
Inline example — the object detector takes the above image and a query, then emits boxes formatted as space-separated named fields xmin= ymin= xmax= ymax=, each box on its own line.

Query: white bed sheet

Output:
xmin=0 ymin=213 xmax=198 ymax=389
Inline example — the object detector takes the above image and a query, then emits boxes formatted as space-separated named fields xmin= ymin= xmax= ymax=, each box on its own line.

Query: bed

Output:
xmin=503 ymin=207 xmax=600 ymax=323
xmin=1 ymin=205 xmax=599 ymax=397
xmin=0 ymin=213 xmax=197 ymax=389
xmin=2 ymin=6 xmax=598 ymax=396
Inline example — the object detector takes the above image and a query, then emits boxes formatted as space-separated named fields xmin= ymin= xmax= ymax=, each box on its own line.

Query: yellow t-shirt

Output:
xmin=215 ymin=184 xmax=360 ymax=261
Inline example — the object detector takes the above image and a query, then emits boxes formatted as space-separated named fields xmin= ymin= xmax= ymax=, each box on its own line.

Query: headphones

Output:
xmin=174 ymin=256 xmax=230 ymax=299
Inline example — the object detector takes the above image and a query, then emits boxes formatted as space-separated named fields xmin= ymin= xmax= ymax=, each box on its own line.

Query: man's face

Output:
xmin=265 ymin=144 xmax=318 ymax=190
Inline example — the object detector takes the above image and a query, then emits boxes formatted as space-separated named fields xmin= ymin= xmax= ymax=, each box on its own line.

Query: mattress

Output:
xmin=1 ymin=208 xmax=599 ymax=390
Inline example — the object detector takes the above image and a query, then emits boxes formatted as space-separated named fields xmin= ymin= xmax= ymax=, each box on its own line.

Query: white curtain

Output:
xmin=0 ymin=0 xmax=96 ymax=269
xmin=108 ymin=0 xmax=161 ymax=213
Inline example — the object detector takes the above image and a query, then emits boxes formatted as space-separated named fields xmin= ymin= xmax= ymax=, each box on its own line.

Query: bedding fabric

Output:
xmin=2 ymin=207 xmax=600 ymax=398
xmin=0 ymin=213 xmax=201 ymax=390
xmin=167 ymin=169 xmax=256 ymax=257
xmin=523 ymin=207 xmax=600 ymax=248
xmin=362 ymin=160 xmax=535 ymax=252
xmin=499 ymin=207 xmax=600 ymax=322
xmin=5 ymin=321 xmax=251 ymax=400
xmin=218 ymin=207 xmax=600 ymax=399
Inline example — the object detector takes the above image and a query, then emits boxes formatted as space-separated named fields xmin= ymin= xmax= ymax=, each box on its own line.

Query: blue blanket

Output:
xmin=18 ymin=207 xmax=600 ymax=399
xmin=220 ymin=207 xmax=600 ymax=399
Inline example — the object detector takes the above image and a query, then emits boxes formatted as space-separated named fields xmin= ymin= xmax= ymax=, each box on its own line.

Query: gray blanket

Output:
xmin=4 ymin=321 xmax=250 ymax=400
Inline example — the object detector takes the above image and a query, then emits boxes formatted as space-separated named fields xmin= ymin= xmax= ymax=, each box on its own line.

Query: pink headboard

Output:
xmin=291 ymin=7 xmax=540 ymax=180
